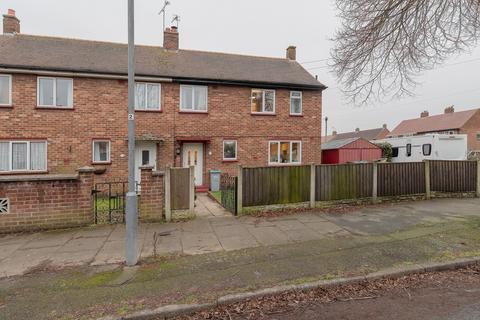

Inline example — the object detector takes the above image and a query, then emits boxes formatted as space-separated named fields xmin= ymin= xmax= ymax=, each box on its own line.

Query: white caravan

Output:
xmin=376 ymin=134 xmax=468 ymax=162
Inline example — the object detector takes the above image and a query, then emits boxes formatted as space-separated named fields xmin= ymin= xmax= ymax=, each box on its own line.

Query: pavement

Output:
xmin=1 ymin=196 xmax=480 ymax=278
xmin=1 ymin=197 xmax=480 ymax=319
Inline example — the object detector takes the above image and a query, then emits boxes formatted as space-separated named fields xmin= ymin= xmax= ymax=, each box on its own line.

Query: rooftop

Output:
xmin=0 ymin=33 xmax=325 ymax=89
xmin=389 ymin=108 xmax=478 ymax=137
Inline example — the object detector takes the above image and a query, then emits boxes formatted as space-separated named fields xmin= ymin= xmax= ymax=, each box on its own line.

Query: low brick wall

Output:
xmin=139 ymin=166 xmax=165 ymax=222
xmin=0 ymin=167 xmax=95 ymax=233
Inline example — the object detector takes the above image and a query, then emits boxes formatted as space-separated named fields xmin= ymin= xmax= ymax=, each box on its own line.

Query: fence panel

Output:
xmin=430 ymin=160 xmax=477 ymax=192
xmin=242 ymin=165 xmax=311 ymax=207
xmin=378 ymin=162 xmax=425 ymax=197
xmin=170 ymin=168 xmax=190 ymax=210
xmin=315 ymin=163 xmax=373 ymax=201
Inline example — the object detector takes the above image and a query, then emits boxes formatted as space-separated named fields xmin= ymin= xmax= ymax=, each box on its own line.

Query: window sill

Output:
xmin=0 ymin=170 xmax=48 ymax=175
xmin=223 ymin=159 xmax=239 ymax=163
xmin=290 ymin=114 xmax=303 ymax=117
xmin=0 ymin=105 xmax=13 ymax=109
xmin=36 ymin=106 xmax=74 ymax=110
xmin=251 ymin=113 xmax=276 ymax=117
xmin=135 ymin=109 xmax=163 ymax=113
xmin=268 ymin=163 xmax=302 ymax=167
xmin=92 ymin=162 xmax=112 ymax=165
xmin=179 ymin=111 xmax=209 ymax=114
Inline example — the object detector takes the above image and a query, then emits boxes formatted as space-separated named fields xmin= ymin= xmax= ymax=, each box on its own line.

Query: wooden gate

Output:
xmin=220 ymin=173 xmax=237 ymax=215
xmin=170 ymin=167 xmax=191 ymax=210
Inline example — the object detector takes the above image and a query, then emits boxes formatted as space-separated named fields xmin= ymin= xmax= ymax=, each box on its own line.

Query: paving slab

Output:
xmin=304 ymin=221 xmax=347 ymax=235
xmin=283 ymin=228 xmax=324 ymax=242
xmin=217 ymin=235 xmax=260 ymax=251
xmin=21 ymin=232 xmax=74 ymax=249
xmin=0 ymin=246 xmax=59 ymax=277
xmin=246 ymin=226 xmax=290 ymax=246
xmin=181 ymin=232 xmax=223 ymax=255
xmin=57 ymin=236 xmax=106 ymax=253
xmin=212 ymin=224 xmax=250 ymax=238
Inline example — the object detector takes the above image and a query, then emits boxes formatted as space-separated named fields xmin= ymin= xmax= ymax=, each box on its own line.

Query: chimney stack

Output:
xmin=444 ymin=105 xmax=455 ymax=114
xmin=286 ymin=46 xmax=296 ymax=60
xmin=382 ymin=124 xmax=388 ymax=129
xmin=332 ymin=130 xmax=338 ymax=136
xmin=163 ymin=26 xmax=179 ymax=50
xmin=3 ymin=9 xmax=20 ymax=34
xmin=421 ymin=111 xmax=429 ymax=118
xmin=355 ymin=128 xmax=360 ymax=133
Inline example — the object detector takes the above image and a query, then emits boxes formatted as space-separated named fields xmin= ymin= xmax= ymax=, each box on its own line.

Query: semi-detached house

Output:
xmin=0 ymin=10 xmax=326 ymax=189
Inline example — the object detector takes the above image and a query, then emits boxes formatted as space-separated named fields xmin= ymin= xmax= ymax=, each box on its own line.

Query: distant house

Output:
xmin=388 ymin=107 xmax=480 ymax=151
xmin=323 ymin=125 xmax=390 ymax=144
xmin=321 ymin=137 xmax=382 ymax=164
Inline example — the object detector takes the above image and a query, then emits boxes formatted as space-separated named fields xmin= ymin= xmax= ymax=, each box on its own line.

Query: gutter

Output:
xmin=0 ymin=67 xmax=173 ymax=83
xmin=0 ymin=66 xmax=326 ymax=90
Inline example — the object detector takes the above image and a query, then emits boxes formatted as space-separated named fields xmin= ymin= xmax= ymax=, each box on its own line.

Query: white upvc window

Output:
xmin=251 ymin=89 xmax=275 ymax=114
xmin=0 ymin=141 xmax=47 ymax=172
xmin=0 ymin=74 xmax=12 ymax=106
xmin=268 ymin=141 xmax=302 ymax=165
xmin=92 ymin=140 xmax=111 ymax=163
xmin=223 ymin=140 xmax=238 ymax=161
xmin=37 ymin=77 xmax=73 ymax=108
xmin=135 ymin=82 xmax=161 ymax=110
xmin=180 ymin=85 xmax=208 ymax=112
xmin=290 ymin=91 xmax=302 ymax=115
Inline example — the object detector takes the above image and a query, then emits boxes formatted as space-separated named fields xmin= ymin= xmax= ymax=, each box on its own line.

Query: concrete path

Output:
xmin=1 ymin=197 xmax=479 ymax=278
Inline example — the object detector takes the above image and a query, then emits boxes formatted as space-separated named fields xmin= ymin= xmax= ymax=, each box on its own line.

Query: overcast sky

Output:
xmin=2 ymin=0 xmax=480 ymax=135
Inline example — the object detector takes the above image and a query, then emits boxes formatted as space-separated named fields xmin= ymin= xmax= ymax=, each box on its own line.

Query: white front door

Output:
xmin=182 ymin=143 xmax=203 ymax=186
xmin=135 ymin=142 xmax=157 ymax=185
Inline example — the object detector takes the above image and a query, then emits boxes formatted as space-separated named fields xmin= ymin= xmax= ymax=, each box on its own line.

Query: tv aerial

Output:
xmin=158 ymin=0 xmax=171 ymax=31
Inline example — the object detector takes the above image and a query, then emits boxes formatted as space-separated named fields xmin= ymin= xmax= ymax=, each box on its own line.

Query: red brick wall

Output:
xmin=460 ymin=110 xmax=480 ymax=152
xmin=0 ymin=168 xmax=94 ymax=233
xmin=139 ymin=166 xmax=164 ymax=222
xmin=0 ymin=74 xmax=323 ymax=186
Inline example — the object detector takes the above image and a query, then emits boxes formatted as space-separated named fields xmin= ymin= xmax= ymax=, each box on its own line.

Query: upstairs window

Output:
xmin=92 ymin=140 xmax=111 ymax=163
xmin=135 ymin=83 xmax=161 ymax=110
xmin=37 ymin=77 xmax=73 ymax=108
xmin=269 ymin=141 xmax=301 ymax=165
xmin=223 ymin=140 xmax=237 ymax=161
xmin=0 ymin=141 xmax=47 ymax=172
xmin=180 ymin=85 xmax=208 ymax=112
xmin=290 ymin=91 xmax=302 ymax=115
xmin=251 ymin=89 xmax=275 ymax=114
xmin=0 ymin=75 xmax=12 ymax=106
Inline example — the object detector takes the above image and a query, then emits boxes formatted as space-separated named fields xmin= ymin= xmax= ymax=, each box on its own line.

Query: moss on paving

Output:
xmin=2 ymin=217 xmax=480 ymax=320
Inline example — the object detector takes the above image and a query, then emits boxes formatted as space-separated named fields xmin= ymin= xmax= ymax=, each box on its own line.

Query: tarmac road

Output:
xmin=254 ymin=279 xmax=480 ymax=320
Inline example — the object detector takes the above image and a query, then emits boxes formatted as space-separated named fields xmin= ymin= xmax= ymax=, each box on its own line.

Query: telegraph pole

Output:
xmin=324 ymin=116 xmax=328 ymax=137
xmin=125 ymin=0 xmax=138 ymax=266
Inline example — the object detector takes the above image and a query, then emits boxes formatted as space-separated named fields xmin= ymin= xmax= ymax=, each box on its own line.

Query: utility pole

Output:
xmin=125 ymin=0 xmax=138 ymax=266
xmin=324 ymin=116 xmax=328 ymax=137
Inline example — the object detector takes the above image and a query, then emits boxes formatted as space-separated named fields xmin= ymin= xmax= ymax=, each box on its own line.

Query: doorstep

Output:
xmin=195 ymin=185 xmax=209 ymax=193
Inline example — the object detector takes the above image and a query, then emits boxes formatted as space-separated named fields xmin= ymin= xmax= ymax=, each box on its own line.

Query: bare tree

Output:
xmin=332 ymin=0 xmax=480 ymax=104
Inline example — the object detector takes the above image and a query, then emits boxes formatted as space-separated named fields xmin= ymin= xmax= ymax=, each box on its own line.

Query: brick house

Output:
xmin=388 ymin=107 xmax=480 ymax=152
xmin=0 ymin=10 xmax=326 ymax=190
xmin=322 ymin=125 xmax=390 ymax=144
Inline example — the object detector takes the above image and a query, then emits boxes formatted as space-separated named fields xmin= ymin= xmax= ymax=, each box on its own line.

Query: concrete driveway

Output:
xmin=1 ymin=197 xmax=479 ymax=278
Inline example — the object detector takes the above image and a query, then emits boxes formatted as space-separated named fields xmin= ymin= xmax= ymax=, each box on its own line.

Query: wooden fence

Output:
xmin=430 ymin=160 xmax=477 ymax=192
xmin=237 ymin=160 xmax=479 ymax=212
xmin=242 ymin=165 xmax=311 ymax=207
xmin=315 ymin=164 xmax=373 ymax=201
xmin=377 ymin=162 xmax=425 ymax=197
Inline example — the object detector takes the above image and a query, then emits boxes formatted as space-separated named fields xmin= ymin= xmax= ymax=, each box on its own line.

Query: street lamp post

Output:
xmin=125 ymin=0 xmax=138 ymax=266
